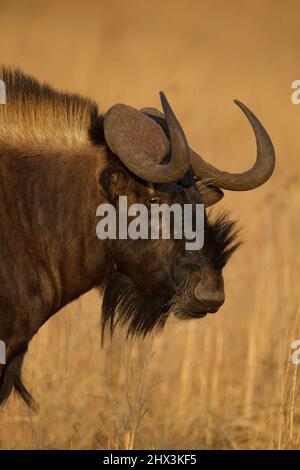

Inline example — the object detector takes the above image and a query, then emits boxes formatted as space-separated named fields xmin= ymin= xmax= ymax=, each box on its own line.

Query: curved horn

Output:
xmin=103 ymin=93 xmax=190 ymax=183
xmin=191 ymin=100 xmax=275 ymax=191
xmin=158 ymin=91 xmax=190 ymax=180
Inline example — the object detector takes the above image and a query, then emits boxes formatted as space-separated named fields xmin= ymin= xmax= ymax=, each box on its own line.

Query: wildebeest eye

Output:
xmin=193 ymin=175 xmax=200 ymax=182
xmin=148 ymin=196 xmax=160 ymax=204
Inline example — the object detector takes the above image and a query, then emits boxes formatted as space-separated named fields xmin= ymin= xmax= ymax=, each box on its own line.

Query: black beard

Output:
xmin=100 ymin=272 xmax=169 ymax=340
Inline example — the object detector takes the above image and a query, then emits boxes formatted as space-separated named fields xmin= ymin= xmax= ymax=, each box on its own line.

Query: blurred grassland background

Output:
xmin=0 ymin=0 xmax=300 ymax=450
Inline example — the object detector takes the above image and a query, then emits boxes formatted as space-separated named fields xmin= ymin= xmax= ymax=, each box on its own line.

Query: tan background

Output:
xmin=0 ymin=0 xmax=299 ymax=449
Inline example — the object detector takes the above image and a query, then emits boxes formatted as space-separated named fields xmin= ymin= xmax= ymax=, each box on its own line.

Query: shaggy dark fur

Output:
xmin=100 ymin=273 xmax=169 ymax=339
xmin=205 ymin=212 xmax=241 ymax=270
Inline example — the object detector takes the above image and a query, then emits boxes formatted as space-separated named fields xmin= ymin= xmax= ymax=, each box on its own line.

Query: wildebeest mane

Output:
xmin=0 ymin=66 xmax=104 ymax=148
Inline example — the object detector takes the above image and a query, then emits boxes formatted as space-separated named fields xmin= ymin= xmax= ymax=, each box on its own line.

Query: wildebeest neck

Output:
xmin=0 ymin=142 xmax=108 ymax=332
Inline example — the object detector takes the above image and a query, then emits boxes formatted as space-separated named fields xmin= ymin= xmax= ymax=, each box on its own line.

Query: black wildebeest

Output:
xmin=0 ymin=67 xmax=275 ymax=408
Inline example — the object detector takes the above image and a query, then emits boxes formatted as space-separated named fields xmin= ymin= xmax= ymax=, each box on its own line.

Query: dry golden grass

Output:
xmin=0 ymin=0 xmax=300 ymax=450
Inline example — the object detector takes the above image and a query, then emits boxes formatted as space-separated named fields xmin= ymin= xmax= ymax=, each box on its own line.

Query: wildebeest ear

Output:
xmin=98 ymin=167 xmax=128 ymax=202
xmin=196 ymin=181 xmax=224 ymax=207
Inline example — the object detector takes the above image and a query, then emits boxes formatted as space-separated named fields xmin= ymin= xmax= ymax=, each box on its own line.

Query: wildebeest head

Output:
xmin=99 ymin=93 xmax=275 ymax=337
